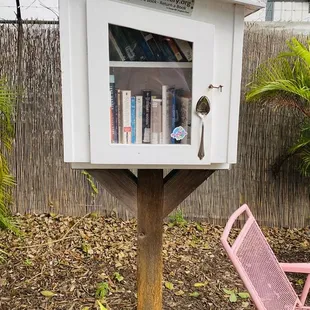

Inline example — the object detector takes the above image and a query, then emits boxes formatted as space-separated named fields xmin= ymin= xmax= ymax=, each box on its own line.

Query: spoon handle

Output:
xmin=198 ymin=121 xmax=205 ymax=160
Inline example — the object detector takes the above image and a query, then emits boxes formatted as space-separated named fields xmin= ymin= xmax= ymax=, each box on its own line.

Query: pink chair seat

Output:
xmin=221 ymin=204 xmax=310 ymax=310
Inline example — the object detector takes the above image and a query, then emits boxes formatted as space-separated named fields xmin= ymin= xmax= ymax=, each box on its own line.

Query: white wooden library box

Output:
xmin=59 ymin=0 xmax=265 ymax=169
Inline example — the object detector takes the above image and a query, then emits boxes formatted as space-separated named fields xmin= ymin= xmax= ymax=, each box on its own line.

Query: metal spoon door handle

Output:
xmin=196 ymin=96 xmax=211 ymax=160
xmin=198 ymin=121 xmax=205 ymax=160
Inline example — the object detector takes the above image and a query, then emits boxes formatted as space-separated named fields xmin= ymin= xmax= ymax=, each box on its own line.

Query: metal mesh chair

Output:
xmin=221 ymin=204 xmax=310 ymax=310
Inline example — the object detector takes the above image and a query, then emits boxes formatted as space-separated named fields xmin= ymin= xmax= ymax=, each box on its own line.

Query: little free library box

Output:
xmin=59 ymin=0 xmax=265 ymax=170
xmin=59 ymin=1 xmax=265 ymax=309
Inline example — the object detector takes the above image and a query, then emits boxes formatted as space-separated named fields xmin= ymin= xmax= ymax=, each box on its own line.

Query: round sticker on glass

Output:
xmin=171 ymin=126 xmax=188 ymax=141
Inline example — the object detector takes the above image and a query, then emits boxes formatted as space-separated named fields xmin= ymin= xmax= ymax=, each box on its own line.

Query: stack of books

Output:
xmin=109 ymin=24 xmax=193 ymax=62
xmin=110 ymin=75 xmax=192 ymax=145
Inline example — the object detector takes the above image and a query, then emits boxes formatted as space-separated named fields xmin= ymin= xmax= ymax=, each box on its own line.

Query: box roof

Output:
xmin=220 ymin=0 xmax=266 ymax=15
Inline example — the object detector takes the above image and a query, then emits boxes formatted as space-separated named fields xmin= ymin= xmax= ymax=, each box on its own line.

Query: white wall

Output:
xmin=273 ymin=1 xmax=310 ymax=22
xmin=0 ymin=0 xmax=59 ymax=20
xmin=246 ymin=1 xmax=310 ymax=22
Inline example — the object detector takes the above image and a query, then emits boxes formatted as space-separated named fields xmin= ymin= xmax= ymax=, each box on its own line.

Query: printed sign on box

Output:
xmin=113 ymin=0 xmax=195 ymax=16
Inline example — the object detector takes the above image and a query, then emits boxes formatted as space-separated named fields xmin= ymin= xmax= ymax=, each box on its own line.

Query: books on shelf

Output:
xmin=135 ymin=96 xmax=143 ymax=144
xmin=151 ymin=99 xmax=162 ymax=144
xmin=142 ymin=90 xmax=152 ymax=144
xmin=108 ymin=24 xmax=192 ymax=63
xmin=174 ymin=39 xmax=193 ymax=62
xmin=110 ymin=75 xmax=191 ymax=145
xmin=131 ymin=96 xmax=136 ymax=144
xmin=121 ymin=90 xmax=132 ymax=144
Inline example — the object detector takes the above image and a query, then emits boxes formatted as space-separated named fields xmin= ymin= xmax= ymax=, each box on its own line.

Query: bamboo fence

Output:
xmin=0 ymin=22 xmax=309 ymax=227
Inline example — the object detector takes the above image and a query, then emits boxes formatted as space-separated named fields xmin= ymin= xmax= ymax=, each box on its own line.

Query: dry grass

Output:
xmin=0 ymin=214 xmax=310 ymax=309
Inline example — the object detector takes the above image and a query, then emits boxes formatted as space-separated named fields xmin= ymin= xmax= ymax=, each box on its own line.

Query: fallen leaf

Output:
xmin=164 ymin=281 xmax=174 ymax=290
xmin=238 ymin=292 xmax=250 ymax=299
xmin=41 ymin=290 xmax=56 ymax=298
xmin=174 ymin=290 xmax=185 ymax=296
xmin=229 ymin=293 xmax=237 ymax=302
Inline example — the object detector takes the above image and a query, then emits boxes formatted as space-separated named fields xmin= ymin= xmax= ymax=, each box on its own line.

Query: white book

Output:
xmin=151 ymin=99 xmax=162 ymax=144
xmin=161 ymin=85 xmax=170 ymax=144
xmin=174 ymin=39 xmax=193 ymax=62
xmin=135 ymin=95 xmax=143 ymax=144
xmin=121 ymin=90 xmax=132 ymax=144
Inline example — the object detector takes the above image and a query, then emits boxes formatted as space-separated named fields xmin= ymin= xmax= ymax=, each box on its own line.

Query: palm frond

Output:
xmin=297 ymin=145 xmax=310 ymax=177
xmin=286 ymin=38 xmax=310 ymax=67
xmin=246 ymin=38 xmax=310 ymax=177
xmin=0 ymin=78 xmax=18 ymax=234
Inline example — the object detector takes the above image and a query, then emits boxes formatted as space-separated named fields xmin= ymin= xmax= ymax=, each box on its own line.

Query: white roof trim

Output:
xmin=219 ymin=0 xmax=265 ymax=15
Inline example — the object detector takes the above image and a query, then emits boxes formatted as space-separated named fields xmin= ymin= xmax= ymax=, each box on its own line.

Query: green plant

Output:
xmin=113 ymin=272 xmax=124 ymax=282
xmin=24 ymin=258 xmax=33 ymax=266
xmin=95 ymin=282 xmax=109 ymax=300
xmin=168 ymin=209 xmax=187 ymax=227
xmin=0 ymin=248 xmax=8 ymax=263
xmin=96 ymin=300 xmax=108 ymax=310
xmin=223 ymin=288 xmax=250 ymax=303
xmin=82 ymin=171 xmax=99 ymax=196
xmin=0 ymin=78 xmax=18 ymax=233
xmin=247 ymin=37 xmax=310 ymax=176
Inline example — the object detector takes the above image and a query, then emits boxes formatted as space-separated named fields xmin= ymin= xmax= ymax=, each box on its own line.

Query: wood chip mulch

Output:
xmin=0 ymin=213 xmax=309 ymax=310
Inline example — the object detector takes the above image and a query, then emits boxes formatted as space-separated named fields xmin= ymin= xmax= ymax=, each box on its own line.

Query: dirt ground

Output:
xmin=0 ymin=213 xmax=309 ymax=310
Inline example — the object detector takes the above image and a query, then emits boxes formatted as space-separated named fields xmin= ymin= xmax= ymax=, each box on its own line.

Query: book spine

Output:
xmin=135 ymin=96 xmax=143 ymax=144
xmin=135 ymin=32 xmax=156 ymax=61
xmin=151 ymin=99 xmax=162 ymax=144
xmin=141 ymin=32 xmax=163 ymax=61
xmin=155 ymin=35 xmax=177 ymax=62
xmin=110 ymin=75 xmax=116 ymax=143
xmin=122 ymin=27 xmax=147 ymax=61
xmin=162 ymin=85 xmax=170 ymax=144
xmin=187 ymin=98 xmax=192 ymax=145
xmin=114 ymin=90 xmax=119 ymax=143
xmin=131 ymin=96 xmax=136 ymax=144
xmin=174 ymin=39 xmax=193 ymax=62
xmin=110 ymin=25 xmax=135 ymax=61
xmin=110 ymin=107 xmax=114 ymax=143
xmin=170 ymin=88 xmax=176 ymax=144
xmin=109 ymin=30 xmax=126 ymax=61
xmin=165 ymin=37 xmax=183 ymax=62
xmin=116 ymin=89 xmax=122 ymax=143
xmin=159 ymin=102 xmax=163 ymax=144
xmin=142 ymin=90 xmax=152 ymax=143
xmin=122 ymin=90 xmax=132 ymax=144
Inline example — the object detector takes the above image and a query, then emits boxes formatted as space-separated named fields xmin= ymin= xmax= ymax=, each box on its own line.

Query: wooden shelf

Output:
xmin=110 ymin=61 xmax=192 ymax=69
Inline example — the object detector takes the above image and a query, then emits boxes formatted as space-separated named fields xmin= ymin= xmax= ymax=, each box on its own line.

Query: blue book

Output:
xmin=131 ymin=96 xmax=136 ymax=144
xmin=170 ymin=88 xmax=176 ymax=144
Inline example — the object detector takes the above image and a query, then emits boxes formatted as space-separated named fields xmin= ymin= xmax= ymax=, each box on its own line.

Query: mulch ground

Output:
xmin=0 ymin=213 xmax=310 ymax=310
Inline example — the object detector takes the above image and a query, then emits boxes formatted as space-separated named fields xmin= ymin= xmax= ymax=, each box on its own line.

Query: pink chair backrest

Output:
xmin=221 ymin=204 xmax=300 ymax=310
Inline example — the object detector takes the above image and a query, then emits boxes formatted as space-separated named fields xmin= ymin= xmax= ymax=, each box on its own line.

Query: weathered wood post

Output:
xmin=137 ymin=170 xmax=164 ymax=310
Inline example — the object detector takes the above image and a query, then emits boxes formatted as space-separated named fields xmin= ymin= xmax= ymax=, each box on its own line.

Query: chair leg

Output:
xmin=300 ymin=274 xmax=310 ymax=305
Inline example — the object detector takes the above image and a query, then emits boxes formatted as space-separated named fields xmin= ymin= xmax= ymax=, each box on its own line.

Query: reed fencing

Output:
xmin=0 ymin=22 xmax=309 ymax=227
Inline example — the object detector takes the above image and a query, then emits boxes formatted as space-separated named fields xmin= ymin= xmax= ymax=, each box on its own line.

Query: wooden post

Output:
xmin=87 ymin=168 xmax=216 ymax=309
xmin=137 ymin=169 xmax=164 ymax=310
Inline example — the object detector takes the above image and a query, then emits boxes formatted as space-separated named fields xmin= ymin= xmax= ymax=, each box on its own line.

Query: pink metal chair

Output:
xmin=221 ymin=204 xmax=310 ymax=310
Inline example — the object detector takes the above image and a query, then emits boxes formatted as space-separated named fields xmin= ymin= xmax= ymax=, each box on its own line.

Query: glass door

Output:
xmin=109 ymin=24 xmax=193 ymax=146
xmin=87 ymin=0 xmax=214 ymax=165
